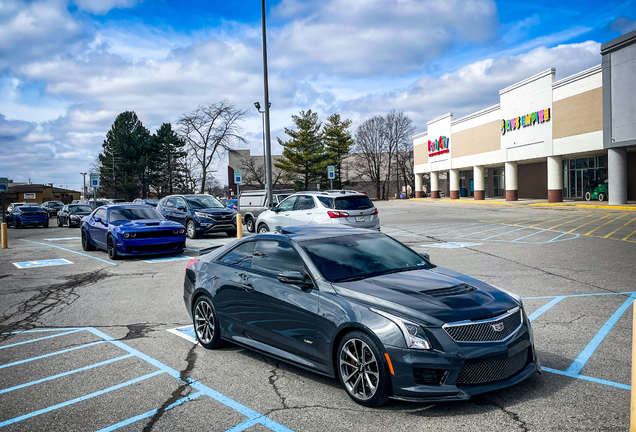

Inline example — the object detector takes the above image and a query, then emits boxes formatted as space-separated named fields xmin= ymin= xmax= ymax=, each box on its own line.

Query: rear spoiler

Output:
xmin=198 ymin=244 xmax=224 ymax=256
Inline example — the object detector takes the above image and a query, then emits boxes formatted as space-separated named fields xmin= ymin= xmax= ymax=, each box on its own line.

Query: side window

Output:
xmin=165 ymin=198 xmax=175 ymax=208
xmin=294 ymin=195 xmax=316 ymax=211
xmin=218 ymin=241 xmax=256 ymax=269
xmin=317 ymin=197 xmax=333 ymax=208
xmin=175 ymin=198 xmax=187 ymax=209
xmin=251 ymin=241 xmax=306 ymax=277
xmin=95 ymin=209 xmax=107 ymax=220
xmin=277 ymin=196 xmax=297 ymax=212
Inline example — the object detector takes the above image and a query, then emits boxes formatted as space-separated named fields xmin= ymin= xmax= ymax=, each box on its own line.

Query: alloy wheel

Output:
xmin=339 ymin=338 xmax=380 ymax=401
xmin=258 ymin=224 xmax=269 ymax=233
xmin=246 ymin=218 xmax=254 ymax=233
xmin=194 ymin=300 xmax=215 ymax=344
xmin=187 ymin=221 xmax=196 ymax=238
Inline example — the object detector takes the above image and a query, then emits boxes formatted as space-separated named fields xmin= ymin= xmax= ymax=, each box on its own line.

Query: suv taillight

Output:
xmin=186 ymin=259 xmax=199 ymax=272
xmin=327 ymin=211 xmax=350 ymax=218
xmin=371 ymin=208 xmax=378 ymax=215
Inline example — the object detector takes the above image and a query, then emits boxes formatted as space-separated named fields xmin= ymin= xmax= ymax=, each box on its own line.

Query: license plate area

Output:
xmin=355 ymin=216 xmax=365 ymax=222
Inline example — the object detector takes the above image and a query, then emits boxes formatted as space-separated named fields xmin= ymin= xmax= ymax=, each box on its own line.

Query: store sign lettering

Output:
xmin=428 ymin=136 xmax=450 ymax=156
xmin=501 ymin=108 xmax=550 ymax=135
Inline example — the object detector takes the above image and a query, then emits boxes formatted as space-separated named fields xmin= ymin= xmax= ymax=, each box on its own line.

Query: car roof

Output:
xmin=101 ymin=204 xmax=154 ymax=210
xmin=265 ymin=225 xmax=379 ymax=242
xmin=293 ymin=190 xmax=367 ymax=198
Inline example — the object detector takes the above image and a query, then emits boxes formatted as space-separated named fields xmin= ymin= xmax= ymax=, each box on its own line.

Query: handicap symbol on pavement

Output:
xmin=13 ymin=259 xmax=73 ymax=269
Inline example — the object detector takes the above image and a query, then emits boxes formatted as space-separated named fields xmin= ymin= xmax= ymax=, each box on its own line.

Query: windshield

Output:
xmin=109 ymin=207 xmax=163 ymax=222
xmin=300 ymin=233 xmax=432 ymax=282
xmin=49 ymin=202 xmax=63 ymax=208
xmin=69 ymin=205 xmax=92 ymax=214
xmin=185 ymin=195 xmax=224 ymax=209
xmin=19 ymin=207 xmax=43 ymax=213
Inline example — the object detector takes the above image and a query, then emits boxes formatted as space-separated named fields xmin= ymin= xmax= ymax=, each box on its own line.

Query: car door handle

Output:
xmin=306 ymin=212 xmax=312 ymax=214
xmin=240 ymin=283 xmax=254 ymax=291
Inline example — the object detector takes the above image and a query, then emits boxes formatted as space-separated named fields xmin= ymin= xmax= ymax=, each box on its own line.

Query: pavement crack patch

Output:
xmin=0 ymin=269 xmax=112 ymax=341
xmin=142 ymin=344 xmax=198 ymax=432
xmin=121 ymin=322 xmax=162 ymax=340
xmin=477 ymin=398 xmax=528 ymax=432
xmin=268 ymin=361 xmax=289 ymax=410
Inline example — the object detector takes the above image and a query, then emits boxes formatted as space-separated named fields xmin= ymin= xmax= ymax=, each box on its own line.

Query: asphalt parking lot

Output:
xmin=1 ymin=200 xmax=634 ymax=431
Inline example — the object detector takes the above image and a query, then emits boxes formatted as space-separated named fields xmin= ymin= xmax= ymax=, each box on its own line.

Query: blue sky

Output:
xmin=0 ymin=0 xmax=634 ymax=190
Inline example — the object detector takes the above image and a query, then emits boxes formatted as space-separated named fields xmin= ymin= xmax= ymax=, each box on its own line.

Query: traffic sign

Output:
xmin=0 ymin=177 xmax=8 ymax=193
xmin=90 ymin=173 xmax=100 ymax=188
xmin=327 ymin=166 xmax=335 ymax=180
xmin=234 ymin=170 xmax=242 ymax=185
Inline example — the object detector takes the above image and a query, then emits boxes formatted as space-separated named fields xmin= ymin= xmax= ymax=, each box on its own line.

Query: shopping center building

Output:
xmin=413 ymin=30 xmax=636 ymax=204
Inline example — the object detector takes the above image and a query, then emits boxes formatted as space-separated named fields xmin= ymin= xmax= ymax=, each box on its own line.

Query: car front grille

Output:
xmin=129 ymin=230 xmax=182 ymax=239
xmin=443 ymin=308 xmax=522 ymax=342
xmin=456 ymin=347 xmax=529 ymax=386
xmin=212 ymin=215 xmax=234 ymax=222
xmin=132 ymin=242 xmax=182 ymax=252
xmin=413 ymin=368 xmax=448 ymax=386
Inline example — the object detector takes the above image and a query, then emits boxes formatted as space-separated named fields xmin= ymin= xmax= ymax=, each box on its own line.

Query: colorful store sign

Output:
xmin=501 ymin=108 xmax=550 ymax=135
xmin=428 ymin=136 xmax=450 ymax=156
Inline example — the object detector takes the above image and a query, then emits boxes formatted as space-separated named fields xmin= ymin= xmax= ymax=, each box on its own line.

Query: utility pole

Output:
xmin=261 ymin=0 xmax=273 ymax=207
xmin=80 ymin=172 xmax=87 ymax=198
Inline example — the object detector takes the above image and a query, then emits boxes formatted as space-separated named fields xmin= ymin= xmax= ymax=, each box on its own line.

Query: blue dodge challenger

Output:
xmin=80 ymin=204 xmax=186 ymax=260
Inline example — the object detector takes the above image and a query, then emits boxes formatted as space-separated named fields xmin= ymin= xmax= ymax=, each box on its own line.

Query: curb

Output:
xmin=406 ymin=198 xmax=636 ymax=210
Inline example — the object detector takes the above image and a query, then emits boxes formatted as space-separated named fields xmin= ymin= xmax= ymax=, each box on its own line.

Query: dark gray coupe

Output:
xmin=183 ymin=226 xmax=539 ymax=406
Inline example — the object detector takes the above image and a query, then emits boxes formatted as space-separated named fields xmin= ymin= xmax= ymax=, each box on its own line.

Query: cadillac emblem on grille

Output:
xmin=491 ymin=323 xmax=504 ymax=332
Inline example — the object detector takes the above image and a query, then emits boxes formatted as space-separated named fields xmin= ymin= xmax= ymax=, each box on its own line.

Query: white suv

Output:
xmin=255 ymin=191 xmax=380 ymax=233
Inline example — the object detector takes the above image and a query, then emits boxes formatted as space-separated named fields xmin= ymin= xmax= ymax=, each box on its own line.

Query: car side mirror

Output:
xmin=278 ymin=271 xmax=312 ymax=288
xmin=94 ymin=217 xmax=101 ymax=223
xmin=177 ymin=206 xmax=187 ymax=211
xmin=272 ymin=205 xmax=279 ymax=212
xmin=419 ymin=252 xmax=431 ymax=261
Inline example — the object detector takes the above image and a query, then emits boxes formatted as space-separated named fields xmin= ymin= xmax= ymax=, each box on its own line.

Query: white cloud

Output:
xmin=73 ymin=0 xmax=142 ymax=15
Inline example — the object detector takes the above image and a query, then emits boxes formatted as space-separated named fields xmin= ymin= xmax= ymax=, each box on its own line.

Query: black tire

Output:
xmin=186 ymin=220 xmax=198 ymax=239
xmin=585 ymin=191 xmax=591 ymax=201
xmin=598 ymin=193 xmax=606 ymax=202
xmin=192 ymin=295 xmax=223 ymax=349
xmin=107 ymin=235 xmax=119 ymax=260
xmin=57 ymin=217 xmax=62 ymax=227
xmin=337 ymin=330 xmax=391 ymax=407
xmin=81 ymin=228 xmax=96 ymax=251
xmin=257 ymin=223 xmax=269 ymax=234
xmin=245 ymin=217 xmax=255 ymax=233
xmin=226 ymin=230 xmax=237 ymax=237
xmin=43 ymin=219 xmax=49 ymax=228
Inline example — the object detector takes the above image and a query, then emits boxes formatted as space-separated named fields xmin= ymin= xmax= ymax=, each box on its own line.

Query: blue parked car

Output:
xmin=222 ymin=199 xmax=238 ymax=211
xmin=80 ymin=204 xmax=186 ymax=260
xmin=157 ymin=194 xmax=237 ymax=239
xmin=6 ymin=205 xmax=49 ymax=228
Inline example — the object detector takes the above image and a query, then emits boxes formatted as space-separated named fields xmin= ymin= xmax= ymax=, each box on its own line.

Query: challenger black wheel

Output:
xmin=193 ymin=295 xmax=223 ymax=349
xmin=245 ymin=217 xmax=255 ymax=233
xmin=81 ymin=228 xmax=96 ymax=251
xmin=337 ymin=330 xmax=391 ymax=407
xmin=107 ymin=235 xmax=119 ymax=260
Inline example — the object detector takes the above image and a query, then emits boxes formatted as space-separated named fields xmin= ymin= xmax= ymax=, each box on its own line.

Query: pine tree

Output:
xmin=98 ymin=111 xmax=151 ymax=200
xmin=152 ymin=123 xmax=187 ymax=195
xmin=275 ymin=110 xmax=325 ymax=191
xmin=322 ymin=113 xmax=354 ymax=189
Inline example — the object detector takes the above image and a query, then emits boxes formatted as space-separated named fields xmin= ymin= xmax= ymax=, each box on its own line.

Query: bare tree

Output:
xmin=232 ymin=151 xmax=285 ymax=190
xmin=385 ymin=111 xmax=415 ymax=196
xmin=353 ymin=116 xmax=387 ymax=199
xmin=178 ymin=100 xmax=247 ymax=193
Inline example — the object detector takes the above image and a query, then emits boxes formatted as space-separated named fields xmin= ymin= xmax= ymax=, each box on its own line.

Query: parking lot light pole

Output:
xmin=254 ymin=102 xmax=271 ymax=186
xmin=261 ymin=0 xmax=273 ymax=207
xmin=80 ymin=172 xmax=87 ymax=198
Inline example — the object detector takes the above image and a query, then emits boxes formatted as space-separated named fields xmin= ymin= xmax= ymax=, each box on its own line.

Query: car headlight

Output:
xmin=124 ymin=233 xmax=129 ymax=238
xmin=195 ymin=212 xmax=211 ymax=219
xmin=371 ymin=308 xmax=432 ymax=350
xmin=180 ymin=228 xmax=185 ymax=234
xmin=70 ymin=215 xmax=80 ymax=220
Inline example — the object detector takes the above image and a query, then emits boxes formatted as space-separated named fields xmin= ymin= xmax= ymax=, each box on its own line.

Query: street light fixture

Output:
xmin=80 ymin=172 xmax=87 ymax=198
xmin=254 ymin=101 xmax=271 ymax=186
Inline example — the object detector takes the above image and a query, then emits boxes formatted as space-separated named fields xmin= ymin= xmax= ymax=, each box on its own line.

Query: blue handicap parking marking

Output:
xmin=0 ymin=327 xmax=295 ymax=432
xmin=522 ymin=291 xmax=636 ymax=390
xmin=142 ymin=256 xmax=192 ymax=264
xmin=43 ymin=237 xmax=81 ymax=241
xmin=167 ymin=325 xmax=198 ymax=344
xmin=419 ymin=242 xmax=480 ymax=249
xmin=12 ymin=258 xmax=73 ymax=269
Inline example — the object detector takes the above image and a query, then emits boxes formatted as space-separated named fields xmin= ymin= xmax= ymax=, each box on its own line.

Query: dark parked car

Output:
xmin=6 ymin=205 xmax=49 ymax=228
xmin=81 ymin=204 xmax=186 ymax=260
xmin=41 ymin=201 xmax=64 ymax=217
xmin=57 ymin=204 xmax=93 ymax=227
xmin=157 ymin=194 xmax=237 ymax=239
xmin=79 ymin=199 xmax=109 ymax=210
xmin=184 ymin=226 xmax=539 ymax=407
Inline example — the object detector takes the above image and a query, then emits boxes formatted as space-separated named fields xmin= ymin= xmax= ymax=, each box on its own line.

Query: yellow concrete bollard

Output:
xmin=236 ymin=214 xmax=242 ymax=239
xmin=632 ymin=300 xmax=636 ymax=431
xmin=1 ymin=222 xmax=7 ymax=249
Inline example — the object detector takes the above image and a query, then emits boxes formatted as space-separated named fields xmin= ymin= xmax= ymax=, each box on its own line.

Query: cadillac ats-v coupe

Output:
xmin=81 ymin=204 xmax=186 ymax=260
xmin=184 ymin=226 xmax=539 ymax=407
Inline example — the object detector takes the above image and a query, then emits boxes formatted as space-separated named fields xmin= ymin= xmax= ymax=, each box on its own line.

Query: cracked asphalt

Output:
xmin=0 ymin=200 xmax=634 ymax=431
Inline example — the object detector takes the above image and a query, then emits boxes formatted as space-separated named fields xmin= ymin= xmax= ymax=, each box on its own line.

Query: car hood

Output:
xmin=110 ymin=219 xmax=184 ymax=230
xmin=193 ymin=208 xmax=235 ymax=216
xmin=332 ymin=267 xmax=519 ymax=325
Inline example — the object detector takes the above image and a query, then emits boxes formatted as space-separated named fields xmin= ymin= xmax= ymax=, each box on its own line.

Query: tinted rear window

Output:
xmin=318 ymin=196 xmax=374 ymax=210
xmin=19 ymin=207 xmax=43 ymax=213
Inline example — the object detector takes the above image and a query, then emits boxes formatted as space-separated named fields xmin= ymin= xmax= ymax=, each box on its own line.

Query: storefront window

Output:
xmin=493 ymin=168 xmax=505 ymax=197
xmin=562 ymin=155 xmax=608 ymax=199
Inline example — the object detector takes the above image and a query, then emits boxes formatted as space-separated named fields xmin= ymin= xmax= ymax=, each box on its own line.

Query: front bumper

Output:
xmin=114 ymin=235 xmax=186 ymax=256
xmin=385 ymin=323 xmax=539 ymax=402
xmin=196 ymin=219 xmax=237 ymax=233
